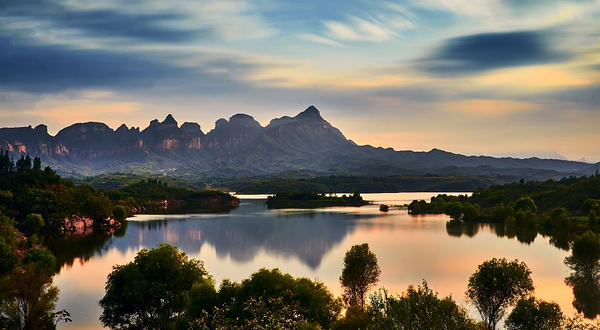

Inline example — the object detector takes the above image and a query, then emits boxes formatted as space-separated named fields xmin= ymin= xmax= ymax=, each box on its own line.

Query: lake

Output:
xmin=52 ymin=193 xmax=578 ymax=329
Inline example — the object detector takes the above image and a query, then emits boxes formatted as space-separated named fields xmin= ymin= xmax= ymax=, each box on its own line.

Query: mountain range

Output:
xmin=1 ymin=106 xmax=598 ymax=180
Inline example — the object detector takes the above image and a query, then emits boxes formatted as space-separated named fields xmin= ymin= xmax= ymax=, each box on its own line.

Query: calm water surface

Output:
xmin=53 ymin=193 xmax=575 ymax=330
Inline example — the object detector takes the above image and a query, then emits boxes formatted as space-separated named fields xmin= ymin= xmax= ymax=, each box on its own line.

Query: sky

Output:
xmin=1 ymin=0 xmax=599 ymax=162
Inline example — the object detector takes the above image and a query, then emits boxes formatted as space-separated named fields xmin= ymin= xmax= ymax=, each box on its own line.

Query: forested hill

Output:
xmin=0 ymin=106 xmax=597 ymax=180
xmin=0 ymin=150 xmax=238 ymax=231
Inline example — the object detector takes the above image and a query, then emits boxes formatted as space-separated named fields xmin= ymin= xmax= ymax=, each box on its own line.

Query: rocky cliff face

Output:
xmin=0 ymin=106 xmax=595 ymax=177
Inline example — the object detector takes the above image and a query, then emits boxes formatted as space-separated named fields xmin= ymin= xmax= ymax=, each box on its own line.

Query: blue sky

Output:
xmin=1 ymin=0 xmax=599 ymax=161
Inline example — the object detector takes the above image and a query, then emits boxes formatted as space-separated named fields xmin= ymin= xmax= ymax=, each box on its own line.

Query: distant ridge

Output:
xmin=0 ymin=106 xmax=598 ymax=179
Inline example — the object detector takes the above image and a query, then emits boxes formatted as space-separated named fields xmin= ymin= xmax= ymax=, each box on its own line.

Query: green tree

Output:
xmin=446 ymin=202 xmax=464 ymax=220
xmin=505 ymin=297 xmax=564 ymax=330
xmin=0 ymin=249 xmax=58 ymax=330
xmin=33 ymin=157 xmax=42 ymax=172
xmin=369 ymin=281 xmax=482 ymax=330
xmin=466 ymin=258 xmax=535 ymax=330
xmin=582 ymin=199 xmax=600 ymax=215
xmin=0 ymin=216 xmax=19 ymax=277
xmin=514 ymin=197 xmax=537 ymax=214
xmin=231 ymin=268 xmax=341 ymax=329
xmin=463 ymin=203 xmax=480 ymax=222
xmin=23 ymin=213 xmax=44 ymax=236
xmin=99 ymin=244 xmax=212 ymax=330
xmin=112 ymin=205 xmax=128 ymax=223
xmin=340 ymin=243 xmax=381 ymax=309
xmin=589 ymin=210 xmax=598 ymax=227
xmin=332 ymin=306 xmax=371 ymax=330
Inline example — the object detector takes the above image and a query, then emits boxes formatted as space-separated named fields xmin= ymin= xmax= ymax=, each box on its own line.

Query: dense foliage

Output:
xmin=408 ymin=175 xmax=600 ymax=248
xmin=0 ymin=150 xmax=113 ymax=224
xmin=369 ymin=281 xmax=483 ymax=330
xmin=0 ymin=215 xmax=69 ymax=330
xmin=0 ymin=150 xmax=238 ymax=231
xmin=100 ymin=244 xmax=340 ymax=330
xmin=99 ymin=244 xmax=212 ymax=330
xmin=505 ymin=297 xmax=564 ymax=330
xmin=108 ymin=179 xmax=239 ymax=211
xmin=266 ymin=191 xmax=368 ymax=208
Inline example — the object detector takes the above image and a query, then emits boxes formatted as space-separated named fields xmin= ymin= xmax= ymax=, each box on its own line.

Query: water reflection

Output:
xmin=48 ymin=200 xmax=383 ymax=270
xmin=117 ymin=203 xmax=381 ymax=269
xmin=445 ymin=220 xmax=538 ymax=245
xmin=565 ymin=238 xmax=600 ymax=319
xmin=51 ymin=193 xmax=580 ymax=330
xmin=45 ymin=223 xmax=126 ymax=269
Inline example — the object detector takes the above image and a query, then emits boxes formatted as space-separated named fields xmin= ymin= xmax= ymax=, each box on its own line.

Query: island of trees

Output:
xmin=266 ymin=191 xmax=370 ymax=208
xmin=408 ymin=175 xmax=600 ymax=249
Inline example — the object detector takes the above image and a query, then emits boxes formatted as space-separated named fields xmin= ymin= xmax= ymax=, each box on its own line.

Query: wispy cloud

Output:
xmin=301 ymin=4 xmax=415 ymax=46
xmin=297 ymin=33 xmax=345 ymax=47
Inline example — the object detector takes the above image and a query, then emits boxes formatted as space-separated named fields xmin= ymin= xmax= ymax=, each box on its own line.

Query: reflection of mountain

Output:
xmin=110 ymin=201 xmax=378 ymax=269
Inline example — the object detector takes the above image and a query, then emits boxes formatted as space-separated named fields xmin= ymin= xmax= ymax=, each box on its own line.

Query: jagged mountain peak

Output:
xmin=163 ymin=114 xmax=177 ymax=126
xmin=116 ymin=124 xmax=128 ymax=132
xmin=295 ymin=105 xmax=322 ymax=120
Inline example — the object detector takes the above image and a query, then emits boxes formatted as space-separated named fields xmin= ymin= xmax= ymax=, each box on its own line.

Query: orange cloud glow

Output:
xmin=440 ymin=99 xmax=541 ymax=116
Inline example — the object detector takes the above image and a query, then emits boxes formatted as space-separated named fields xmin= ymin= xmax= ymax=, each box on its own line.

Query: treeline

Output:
xmin=266 ymin=191 xmax=368 ymax=208
xmin=106 ymin=179 xmax=239 ymax=211
xmin=98 ymin=235 xmax=600 ymax=330
xmin=0 ymin=150 xmax=238 ymax=232
xmin=0 ymin=150 xmax=115 ymax=226
xmin=408 ymin=175 xmax=600 ymax=247
xmin=224 ymin=174 xmax=498 ymax=193
xmin=76 ymin=172 xmax=195 ymax=190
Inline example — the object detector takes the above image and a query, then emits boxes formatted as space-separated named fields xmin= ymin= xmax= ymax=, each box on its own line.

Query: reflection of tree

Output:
xmin=445 ymin=220 xmax=479 ymax=238
xmin=564 ymin=232 xmax=600 ymax=319
xmin=45 ymin=222 xmax=127 ymax=270
xmin=515 ymin=223 xmax=537 ymax=245
xmin=446 ymin=220 xmax=538 ymax=245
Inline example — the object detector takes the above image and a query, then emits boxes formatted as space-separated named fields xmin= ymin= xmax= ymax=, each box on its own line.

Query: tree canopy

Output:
xmin=466 ymin=258 xmax=535 ymax=330
xmin=99 ymin=243 xmax=211 ymax=330
xmin=340 ymin=243 xmax=381 ymax=309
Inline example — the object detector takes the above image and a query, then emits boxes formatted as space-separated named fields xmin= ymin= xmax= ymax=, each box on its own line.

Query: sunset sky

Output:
xmin=1 ymin=0 xmax=599 ymax=161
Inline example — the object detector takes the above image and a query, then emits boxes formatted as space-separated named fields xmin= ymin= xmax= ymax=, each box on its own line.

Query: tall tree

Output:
xmin=466 ymin=258 xmax=534 ymax=330
xmin=340 ymin=243 xmax=380 ymax=309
